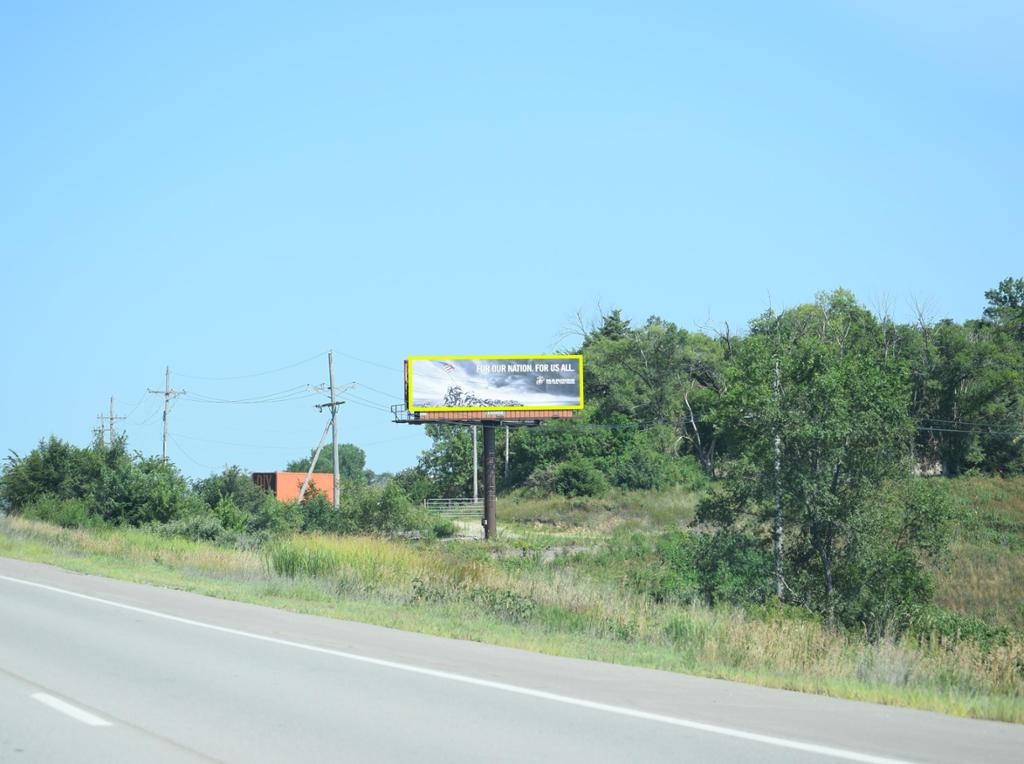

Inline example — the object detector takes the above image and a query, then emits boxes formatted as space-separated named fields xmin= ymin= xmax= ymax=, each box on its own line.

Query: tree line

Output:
xmin=401 ymin=279 xmax=1023 ymax=499
xmin=0 ymin=436 xmax=451 ymax=542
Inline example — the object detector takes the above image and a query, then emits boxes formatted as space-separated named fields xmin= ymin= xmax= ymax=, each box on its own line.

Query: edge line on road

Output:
xmin=31 ymin=691 xmax=113 ymax=727
xmin=1 ymin=572 xmax=919 ymax=764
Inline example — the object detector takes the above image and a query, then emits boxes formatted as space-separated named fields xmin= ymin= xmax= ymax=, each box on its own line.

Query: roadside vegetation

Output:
xmin=1 ymin=477 xmax=1022 ymax=722
xmin=1 ymin=280 xmax=1022 ymax=722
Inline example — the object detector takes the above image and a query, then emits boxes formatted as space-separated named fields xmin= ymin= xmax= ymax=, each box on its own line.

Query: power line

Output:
xmin=117 ymin=393 xmax=148 ymax=422
xmin=168 ymin=434 xmax=213 ymax=470
xmin=129 ymin=398 xmax=166 ymax=426
xmin=917 ymin=425 xmax=1024 ymax=437
xmin=172 ymin=432 xmax=296 ymax=451
xmin=917 ymin=417 xmax=1024 ymax=429
xmin=344 ymin=399 xmax=392 ymax=413
xmin=184 ymin=385 xmax=314 ymax=405
xmin=360 ymin=434 xmax=427 ymax=447
xmin=331 ymin=350 xmax=400 ymax=372
xmin=175 ymin=351 xmax=327 ymax=381
xmin=352 ymin=382 xmax=403 ymax=401
xmin=343 ymin=392 xmax=393 ymax=412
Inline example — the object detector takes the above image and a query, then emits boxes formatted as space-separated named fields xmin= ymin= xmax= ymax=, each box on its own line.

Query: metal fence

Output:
xmin=423 ymin=498 xmax=484 ymax=518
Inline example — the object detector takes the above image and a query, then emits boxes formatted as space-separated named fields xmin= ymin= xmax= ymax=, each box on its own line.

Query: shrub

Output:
xmin=193 ymin=466 xmax=275 ymax=522
xmin=470 ymin=586 xmax=537 ymax=623
xmin=694 ymin=530 xmax=773 ymax=606
xmin=0 ymin=437 xmax=106 ymax=511
xmin=93 ymin=456 xmax=204 ymax=526
xmin=834 ymin=479 xmax=956 ymax=639
xmin=603 ymin=530 xmax=699 ymax=604
xmin=301 ymin=491 xmax=358 ymax=535
xmin=910 ymin=606 xmax=1011 ymax=649
xmin=428 ymin=515 xmax=457 ymax=539
xmin=21 ymin=495 xmax=99 ymax=528
xmin=611 ymin=445 xmax=705 ymax=492
xmin=526 ymin=458 xmax=609 ymax=498
xmin=246 ymin=494 xmax=303 ymax=536
xmin=358 ymin=481 xmax=415 ymax=532
xmin=158 ymin=513 xmax=227 ymax=542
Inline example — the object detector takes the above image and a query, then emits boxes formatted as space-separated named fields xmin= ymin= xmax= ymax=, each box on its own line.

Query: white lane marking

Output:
xmin=2 ymin=573 xmax=916 ymax=764
xmin=32 ymin=692 xmax=112 ymax=727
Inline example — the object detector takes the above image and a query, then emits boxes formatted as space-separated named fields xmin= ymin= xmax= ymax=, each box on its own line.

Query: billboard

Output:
xmin=407 ymin=355 xmax=583 ymax=412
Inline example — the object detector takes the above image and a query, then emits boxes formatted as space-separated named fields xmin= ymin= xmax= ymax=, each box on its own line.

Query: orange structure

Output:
xmin=252 ymin=472 xmax=335 ymax=503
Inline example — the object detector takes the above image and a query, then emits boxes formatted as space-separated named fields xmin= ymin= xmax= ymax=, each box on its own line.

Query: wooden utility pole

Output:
xmin=148 ymin=367 xmax=185 ymax=462
xmin=329 ymin=351 xmax=340 ymax=510
xmin=93 ymin=413 xmax=107 ymax=444
xmin=108 ymin=395 xmax=125 ymax=446
xmin=313 ymin=352 xmax=345 ymax=510
xmin=483 ymin=423 xmax=497 ymax=540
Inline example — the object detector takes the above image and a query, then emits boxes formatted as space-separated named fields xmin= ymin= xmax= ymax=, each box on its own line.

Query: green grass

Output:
xmin=931 ymin=476 xmax=1024 ymax=630
xmin=2 ymin=499 xmax=1023 ymax=724
xmin=498 ymin=486 xmax=700 ymax=539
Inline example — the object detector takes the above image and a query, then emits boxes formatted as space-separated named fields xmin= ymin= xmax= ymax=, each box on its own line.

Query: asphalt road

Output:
xmin=1 ymin=557 xmax=1020 ymax=763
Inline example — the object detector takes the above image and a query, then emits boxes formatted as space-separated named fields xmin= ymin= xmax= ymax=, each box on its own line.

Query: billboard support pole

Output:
xmin=483 ymin=423 xmax=497 ymax=540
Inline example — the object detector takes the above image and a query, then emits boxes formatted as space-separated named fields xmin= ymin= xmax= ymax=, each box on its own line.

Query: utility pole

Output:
xmin=148 ymin=366 xmax=185 ymax=462
xmin=472 ymin=425 xmax=478 ymax=502
xmin=313 ymin=352 xmax=344 ymax=510
xmin=108 ymin=395 xmax=125 ymax=447
xmin=93 ymin=413 xmax=107 ymax=445
xmin=329 ymin=351 xmax=340 ymax=510
xmin=504 ymin=425 xmax=510 ymax=482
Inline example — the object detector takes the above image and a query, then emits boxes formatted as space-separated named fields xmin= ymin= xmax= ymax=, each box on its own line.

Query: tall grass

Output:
xmin=931 ymin=477 xmax=1024 ymax=629
xmin=0 ymin=516 xmax=261 ymax=578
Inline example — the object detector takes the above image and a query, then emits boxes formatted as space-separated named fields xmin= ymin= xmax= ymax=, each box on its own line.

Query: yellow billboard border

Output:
xmin=407 ymin=355 xmax=584 ymax=412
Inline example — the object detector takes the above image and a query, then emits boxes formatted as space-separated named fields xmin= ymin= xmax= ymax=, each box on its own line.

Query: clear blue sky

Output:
xmin=2 ymin=2 xmax=1021 ymax=478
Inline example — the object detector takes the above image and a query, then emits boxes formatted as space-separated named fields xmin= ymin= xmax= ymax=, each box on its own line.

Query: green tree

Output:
xmin=904 ymin=317 xmax=1023 ymax=476
xmin=193 ymin=465 xmax=274 ymax=518
xmin=701 ymin=290 xmax=919 ymax=624
xmin=1 ymin=436 xmax=108 ymax=511
xmin=580 ymin=311 xmax=728 ymax=476
xmin=983 ymin=276 xmax=1024 ymax=343
xmin=415 ymin=424 xmax=475 ymax=498
xmin=286 ymin=443 xmax=368 ymax=482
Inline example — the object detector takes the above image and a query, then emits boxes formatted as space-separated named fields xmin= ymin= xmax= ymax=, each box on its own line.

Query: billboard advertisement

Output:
xmin=407 ymin=355 xmax=583 ymax=412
